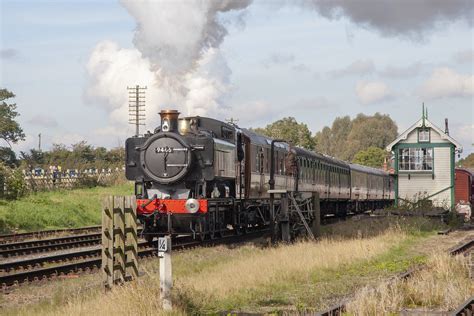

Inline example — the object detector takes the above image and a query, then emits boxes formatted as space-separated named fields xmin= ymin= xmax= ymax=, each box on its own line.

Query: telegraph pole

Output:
xmin=38 ymin=133 xmax=42 ymax=151
xmin=226 ymin=117 xmax=239 ymax=125
xmin=127 ymin=85 xmax=147 ymax=136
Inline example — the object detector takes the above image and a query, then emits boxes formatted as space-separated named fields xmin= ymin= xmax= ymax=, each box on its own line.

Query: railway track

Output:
xmin=0 ymin=229 xmax=269 ymax=288
xmin=0 ymin=226 xmax=101 ymax=244
xmin=317 ymin=237 xmax=474 ymax=316
xmin=0 ymin=233 xmax=101 ymax=258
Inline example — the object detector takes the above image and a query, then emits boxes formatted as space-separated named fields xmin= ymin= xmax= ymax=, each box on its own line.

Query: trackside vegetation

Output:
xmin=0 ymin=182 xmax=133 ymax=233
xmin=1 ymin=218 xmax=468 ymax=315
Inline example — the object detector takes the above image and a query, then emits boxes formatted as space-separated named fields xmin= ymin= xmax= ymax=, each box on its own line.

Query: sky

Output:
xmin=0 ymin=0 xmax=472 ymax=158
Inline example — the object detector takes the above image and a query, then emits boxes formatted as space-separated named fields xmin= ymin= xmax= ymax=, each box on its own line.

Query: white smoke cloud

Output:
xmin=418 ymin=67 xmax=474 ymax=100
xmin=120 ymin=0 xmax=252 ymax=76
xmin=85 ymin=1 xmax=252 ymax=136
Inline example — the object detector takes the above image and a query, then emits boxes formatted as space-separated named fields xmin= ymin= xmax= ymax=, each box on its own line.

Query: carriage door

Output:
xmin=244 ymin=135 xmax=251 ymax=198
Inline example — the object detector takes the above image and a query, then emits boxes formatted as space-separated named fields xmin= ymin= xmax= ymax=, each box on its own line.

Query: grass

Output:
xmin=0 ymin=182 xmax=133 ymax=233
xmin=1 ymin=218 xmax=456 ymax=316
xmin=346 ymin=252 xmax=472 ymax=315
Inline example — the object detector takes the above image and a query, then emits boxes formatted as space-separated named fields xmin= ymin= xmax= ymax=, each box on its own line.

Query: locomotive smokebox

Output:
xmin=159 ymin=109 xmax=180 ymax=132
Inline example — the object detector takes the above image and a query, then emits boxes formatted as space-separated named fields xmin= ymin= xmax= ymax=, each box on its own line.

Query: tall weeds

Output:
xmin=347 ymin=252 xmax=472 ymax=315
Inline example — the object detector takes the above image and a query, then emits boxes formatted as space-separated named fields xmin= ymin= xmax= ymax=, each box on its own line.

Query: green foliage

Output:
xmin=352 ymin=146 xmax=387 ymax=168
xmin=0 ymin=146 xmax=17 ymax=167
xmin=0 ymin=162 xmax=27 ymax=200
xmin=252 ymin=117 xmax=315 ymax=149
xmin=314 ymin=113 xmax=397 ymax=161
xmin=457 ymin=153 xmax=474 ymax=169
xmin=0 ymin=88 xmax=25 ymax=146
xmin=0 ymin=182 xmax=133 ymax=233
xmin=19 ymin=142 xmax=125 ymax=170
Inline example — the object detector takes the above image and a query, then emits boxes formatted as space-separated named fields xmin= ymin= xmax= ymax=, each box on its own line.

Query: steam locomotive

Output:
xmin=125 ymin=110 xmax=394 ymax=241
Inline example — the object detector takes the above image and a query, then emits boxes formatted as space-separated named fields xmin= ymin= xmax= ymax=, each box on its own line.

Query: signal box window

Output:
xmin=418 ymin=128 xmax=430 ymax=142
xmin=399 ymin=147 xmax=433 ymax=171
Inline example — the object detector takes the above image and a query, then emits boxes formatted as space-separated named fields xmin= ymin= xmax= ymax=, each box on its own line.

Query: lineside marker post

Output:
xmin=158 ymin=236 xmax=173 ymax=310
xmin=101 ymin=196 xmax=138 ymax=290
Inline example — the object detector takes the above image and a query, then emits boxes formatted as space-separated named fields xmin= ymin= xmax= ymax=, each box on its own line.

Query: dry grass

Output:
xmin=174 ymin=229 xmax=405 ymax=311
xmin=4 ymin=217 xmax=455 ymax=315
xmin=346 ymin=252 xmax=473 ymax=315
xmin=4 ymin=229 xmax=413 ymax=315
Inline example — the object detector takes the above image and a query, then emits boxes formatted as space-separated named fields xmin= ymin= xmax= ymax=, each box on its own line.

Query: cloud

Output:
xmin=302 ymin=0 xmax=473 ymax=40
xmin=418 ymin=67 xmax=473 ymax=99
xmin=329 ymin=59 xmax=375 ymax=77
xmin=453 ymin=124 xmax=473 ymax=156
xmin=262 ymin=53 xmax=295 ymax=68
xmin=453 ymin=49 xmax=474 ymax=64
xmin=379 ymin=62 xmax=424 ymax=79
xmin=294 ymin=96 xmax=337 ymax=110
xmin=51 ymin=133 xmax=86 ymax=146
xmin=356 ymin=81 xmax=393 ymax=105
xmin=0 ymin=49 xmax=19 ymax=60
xmin=292 ymin=63 xmax=311 ymax=72
xmin=224 ymin=100 xmax=274 ymax=125
xmin=27 ymin=115 xmax=59 ymax=128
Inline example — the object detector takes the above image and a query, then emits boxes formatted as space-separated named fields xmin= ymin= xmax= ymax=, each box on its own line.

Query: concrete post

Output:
xmin=159 ymin=236 xmax=173 ymax=311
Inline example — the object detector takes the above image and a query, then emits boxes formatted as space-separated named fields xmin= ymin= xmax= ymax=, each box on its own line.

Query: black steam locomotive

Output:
xmin=125 ymin=110 xmax=394 ymax=241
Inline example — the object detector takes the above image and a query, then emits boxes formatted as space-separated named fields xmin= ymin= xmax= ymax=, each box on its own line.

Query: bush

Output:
xmin=76 ymin=175 xmax=102 ymax=188
xmin=0 ymin=163 xmax=27 ymax=200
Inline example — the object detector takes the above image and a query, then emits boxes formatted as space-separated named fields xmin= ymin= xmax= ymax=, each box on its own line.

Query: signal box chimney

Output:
xmin=445 ymin=118 xmax=449 ymax=135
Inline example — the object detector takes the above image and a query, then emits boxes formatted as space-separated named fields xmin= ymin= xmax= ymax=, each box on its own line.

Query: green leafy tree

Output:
xmin=457 ymin=153 xmax=474 ymax=169
xmin=315 ymin=113 xmax=397 ymax=161
xmin=314 ymin=116 xmax=351 ymax=157
xmin=252 ymin=117 xmax=315 ymax=149
xmin=352 ymin=146 xmax=388 ymax=168
xmin=0 ymin=89 xmax=25 ymax=166
xmin=0 ymin=147 xmax=17 ymax=167
xmin=19 ymin=149 xmax=44 ymax=167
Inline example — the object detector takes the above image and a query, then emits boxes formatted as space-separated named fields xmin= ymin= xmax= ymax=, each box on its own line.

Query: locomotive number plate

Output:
xmin=155 ymin=147 xmax=174 ymax=154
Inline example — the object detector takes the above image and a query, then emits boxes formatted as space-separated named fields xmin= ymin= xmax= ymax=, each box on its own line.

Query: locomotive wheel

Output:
xmin=145 ymin=234 xmax=154 ymax=245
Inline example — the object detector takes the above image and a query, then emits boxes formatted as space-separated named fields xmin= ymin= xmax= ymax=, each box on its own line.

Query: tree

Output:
xmin=343 ymin=113 xmax=397 ymax=161
xmin=352 ymin=146 xmax=388 ymax=168
xmin=0 ymin=89 xmax=25 ymax=166
xmin=457 ymin=153 xmax=474 ymax=169
xmin=252 ymin=117 xmax=315 ymax=150
xmin=0 ymin=89 xmax=25 ymax=146
xmin=0 ymin=147 xmax=17 ymax=167
xmin=314 ymin=113 xmax=397 ymax=161
xmin=314 ymin=116 xmax=351 ymax=157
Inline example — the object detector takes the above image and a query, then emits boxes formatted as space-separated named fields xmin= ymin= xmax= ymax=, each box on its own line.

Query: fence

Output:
xmin=102 ymin=196 xmax=139 ymax=288
xmin=0 ymin=167 xmax=126 ymax=198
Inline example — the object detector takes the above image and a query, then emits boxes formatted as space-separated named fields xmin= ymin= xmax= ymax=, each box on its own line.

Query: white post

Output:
xmin=158 ymin=236 xmax=172 ymax=310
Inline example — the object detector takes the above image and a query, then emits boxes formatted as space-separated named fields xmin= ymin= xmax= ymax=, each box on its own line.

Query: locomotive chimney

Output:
xmin=159 ymin=109 xmax=180 ymax=132
xmin=445 ymin=118 xmax=449 ymax=135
